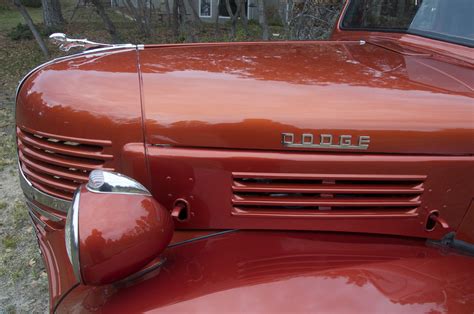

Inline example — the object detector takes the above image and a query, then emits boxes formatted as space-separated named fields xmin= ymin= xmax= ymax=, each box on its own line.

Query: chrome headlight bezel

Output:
xmin=65 ymin=170 xmax=151 ymax=284
xmin=65 ymin=189 xmax=81 ymax=282
xmin=86 ymin=170 xmax=151 ymax=196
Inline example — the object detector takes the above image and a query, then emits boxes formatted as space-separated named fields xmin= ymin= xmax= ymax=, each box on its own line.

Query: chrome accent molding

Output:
xmin=26 ymin=199 xmax=62 ymax=222
xmin=19 ymin=162 xmax=71 ymax=213
xmin=28 ymin=212 xmax=47 ymax=229
xmin=168 ymin=230 xmax=238 ymax=248
xmin=114 ymin=230 xmax=239 ymax=285
xmin=66 ymin=189 xmax=82 ymax=282
xmin=115 ymin=258 xmax=167 ymax=285
xmin=86 ymin=170 xmax=151 ymax=196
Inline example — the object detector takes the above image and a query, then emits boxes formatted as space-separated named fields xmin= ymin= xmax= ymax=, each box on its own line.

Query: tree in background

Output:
xmin=123 ymin=0 xmax=161 ymax=38
xmin=41 ymin=0 xmax=64 ymax=31
xmin=90 ymin=0 xmax=120 ymax=42
xmin=258 ymin=0 xmax=269 ymax=40
xmin=286 ymin=0 xmax=342 ymax=40
xmin=239 ymin=0 xmax=248 ymax=36
xmin=224 ymin=0 xmax=244 ymax=39
xmin=169 ymin=0 xmax=202 ymax=42
xmin=12 ymin=0 xmax=49 ymax=57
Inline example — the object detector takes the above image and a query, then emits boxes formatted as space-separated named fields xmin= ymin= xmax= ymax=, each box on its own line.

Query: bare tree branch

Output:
xmin=124 ymin=0 xmax=152 ymax=37
xmin=225 ymin=0 xmax=243 ymax=39
xmin=90 ymin=0 xmax=121 ymax=42
xmin=184 ymin=0 xmax=201 ymax=26
xmin=172 ymin=0 xmax=180 ymax=37
xmin=214 ymin=0 xmax=220 ymax=37
xmin=258 ymin=0 xmax=269 ymax=40
xmin=240 ymin=0 xmax=248 ymax=36
xmin=13 ymin=0 xmax=49 ymax=58
xmin=163 ymin=0 xmax=172 ymax=27
xmin=41 ymin=0 xmax=64 ymax=30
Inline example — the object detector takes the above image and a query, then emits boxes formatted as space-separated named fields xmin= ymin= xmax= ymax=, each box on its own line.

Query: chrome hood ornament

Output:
xmin=49 ymin=33 xmax=133 ymax=52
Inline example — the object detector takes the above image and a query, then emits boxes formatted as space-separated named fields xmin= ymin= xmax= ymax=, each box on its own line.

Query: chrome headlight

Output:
xmin=63 ymin=170 xmax=173 ymax=286
xmin=65 ymin=170 xmax=151 ymax=282
xmin=87 ymin=170 xmax=151 ymax=195
xmin=65 ymin=189 xmax=81 ymax=282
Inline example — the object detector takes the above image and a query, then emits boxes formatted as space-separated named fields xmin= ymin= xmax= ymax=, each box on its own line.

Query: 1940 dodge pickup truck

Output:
xmin=15 ymin=0 xmax=474 ymax=312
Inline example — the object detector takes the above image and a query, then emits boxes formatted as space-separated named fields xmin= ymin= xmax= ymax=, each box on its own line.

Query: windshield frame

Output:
xmin=339 ymin=0 xmax=474 ymax=48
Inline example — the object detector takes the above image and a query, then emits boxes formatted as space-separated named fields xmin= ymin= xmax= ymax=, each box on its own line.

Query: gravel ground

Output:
xmin=0 ymin=89 xmax=49 ymax=313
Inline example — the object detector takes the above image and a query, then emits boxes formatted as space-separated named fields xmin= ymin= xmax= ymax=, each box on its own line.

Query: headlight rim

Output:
xmin=86 ymin=170 xmax=151 ymax=196
xmin=66 ymin=188 xmax=82 ymax=283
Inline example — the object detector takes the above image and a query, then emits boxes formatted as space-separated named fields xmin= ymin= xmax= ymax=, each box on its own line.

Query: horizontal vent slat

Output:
xmin=20 ymin=151 xmax=90 ymax=183
xmin=18 ymin=130 xmax=113 ymax=161
xmin=22 ymin=164 xmax=77 ymax=193
xmin=233 ymin=172 xmax=427 ymax=182
xmin=232 ymin=196 xmax=421 ymax=207
xmin=19 ymin=126 xmax=112 ymax=147
xmin=231 ymin=172 xmax=425 ymax=216
xmin=232 ymin=207 xmax=419 ymax=218
xmin=17 ymin=128 xmax=114 ymax=201
xmin=19 ymin=143 xmax=107 ymax=171
xmin=232 ymin=182 xmax=423 ymax=194
xmin=28 ymin=180 xmax=74 ymax=200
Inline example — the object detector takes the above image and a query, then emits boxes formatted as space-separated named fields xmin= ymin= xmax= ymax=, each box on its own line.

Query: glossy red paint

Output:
xmin=136 ymin=38 xmax=473 ymax=240
xmin=139 ymin=41 xmax=473 ymax=155
xmin=27 ymin=214 xmax=216 ymax=312
xmin=76 ymin=185 xmax=173 ymax=285
xmin=147 ymin=146 xmax=473 ymax=239
xmin=15 ymin=49 xmax=149 ymax=200
xmin=57 ymin=230 xmax=474 ymax=313
xmin=13 ymin=1 xmax=474 ymax=311
xmin=27 ymin=211 xmax=77 ymax=312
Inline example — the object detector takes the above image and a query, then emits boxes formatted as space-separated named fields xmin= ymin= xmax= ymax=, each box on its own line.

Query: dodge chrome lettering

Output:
xmin=282 ymin=133 xmax=371 ymax=150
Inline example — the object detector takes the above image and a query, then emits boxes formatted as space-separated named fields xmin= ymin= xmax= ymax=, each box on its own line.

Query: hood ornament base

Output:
xmin=49 ymin=33 xmax=133 ymax=52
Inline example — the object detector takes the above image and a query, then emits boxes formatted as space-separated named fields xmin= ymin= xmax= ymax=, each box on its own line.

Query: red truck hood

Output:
xmin=139 ymin=41 xmax=473 ymax=155
xmin=59 ymin=230 xmax=474 ymax=312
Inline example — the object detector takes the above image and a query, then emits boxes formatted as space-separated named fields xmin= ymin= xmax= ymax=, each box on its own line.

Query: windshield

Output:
xmin=341 ymin=0 xmax=474 ymax=47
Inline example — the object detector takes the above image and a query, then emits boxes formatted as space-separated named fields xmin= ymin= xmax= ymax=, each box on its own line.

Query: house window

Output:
xmin=218 ymin=0 xmax=248 ymax=17
xmin=199 ymin=0 xmax=212 ymax=17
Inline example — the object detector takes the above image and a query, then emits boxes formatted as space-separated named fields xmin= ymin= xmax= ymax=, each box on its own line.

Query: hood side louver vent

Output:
xmin=231 ymin=172 xmax=426 ymax=218
xmin=17 ymin=127 xmax=114 ymax=200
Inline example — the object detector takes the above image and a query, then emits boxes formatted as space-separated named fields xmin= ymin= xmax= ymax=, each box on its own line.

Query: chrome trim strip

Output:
xmin=26 ymin=199 xmax=63 ymax=222
xmin=168 ymin=230 xmax=238 ymax=248
xmin=114 ymin=231 xmax=238 ymax=285
xmin=85 ymin=186 xmax=151 ymax=196
xmin=28 ymin=211 xmax=47 ymax=229
xmin=115 ymin=258 xmax=167 ymax=286
xmin=86 ymin=170 xmax=151 ymax=196
xmin=69 ymin=190 xmax=82 ymax=282
xmin=19 ymin=162 xmax=71 ymax=213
